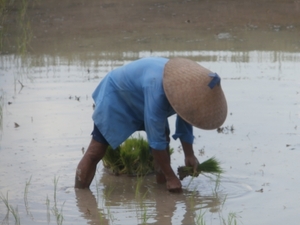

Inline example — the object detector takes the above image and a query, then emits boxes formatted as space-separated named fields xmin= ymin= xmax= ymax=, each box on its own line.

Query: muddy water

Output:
xmin=1 ymin=1 xmax=300 ymax=225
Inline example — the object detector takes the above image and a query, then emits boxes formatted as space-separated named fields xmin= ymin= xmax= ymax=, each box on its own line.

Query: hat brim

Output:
xmin=163 ymin=58 xmax=227 ymax=130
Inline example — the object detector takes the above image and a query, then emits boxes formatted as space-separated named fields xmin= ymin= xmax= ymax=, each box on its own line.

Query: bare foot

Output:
xmin=166 ymin=177 xmax=182 ymax=193
xmin=156 ymin=171 xmax=167 ymax=184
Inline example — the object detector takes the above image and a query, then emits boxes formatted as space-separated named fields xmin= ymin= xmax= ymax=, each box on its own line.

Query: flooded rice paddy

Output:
xmin=1 ymin=0 xmax=300 ymax=224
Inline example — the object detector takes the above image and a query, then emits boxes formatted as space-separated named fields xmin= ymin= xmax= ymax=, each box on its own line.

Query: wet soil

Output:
xmin=2 ymin=0 xmax=300 ymax=55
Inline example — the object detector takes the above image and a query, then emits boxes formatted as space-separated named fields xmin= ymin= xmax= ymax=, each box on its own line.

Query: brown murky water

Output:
xmin=1 ymin=0 xmax=300 ymax=224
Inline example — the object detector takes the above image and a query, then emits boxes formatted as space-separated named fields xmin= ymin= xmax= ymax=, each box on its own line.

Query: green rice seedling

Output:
xmin=103 ymin=185 xmax=115 ymax=202
xmin=195 ymin=210 xmax=206 ymax=225
xmin=120 ymin=136 xmax=149 ymax=175
xmin=102 ymin=145 xmax=123 ymax=174
xmin=135 ymin=176 xmax=149 ymax=203
xmin=108 ymin=208 xmax=115 ymax=224
xmin=0 ymin=94 xmax=3 ymax=131
xmin=51 ymin=202 xmax=64 ymax=225
xmin=9 ymin=204 xmax=20 ymax=225
xmin=186 ymin=175 xmax=196 ymax=189
xmin=95 ymin=175 xmax=101 ymax=205
xmin=0 ymin=192 xmax=8 ymax=204
xmin=120 ymin=145 xmax=138 ymax=175
xmin=17 ymin=0 xmax=32 ymax=56
xmin=135 ymin=175 xmax=143 ymax=198
xmin=0 ymin=191 xmax=21 ymax=225
xmin=24 ymin=175 xmax=33 ymax=218
xmin=53 ymin=176 xmax=59 ymax=208
xmin=135 ymin=197 xmax=150 ymax=225
xmin=222 ymin=212 xmax=239 ymax=225
xmin=177 ymin=157 xmax=224 ymax=180
xmin=0 ymin=191 xmax=10 ymax=223
xmin=0 ymin=0 xmax=7 ymax=18
xmin=140 ymin=203 xmax=150 ymax=225
xmin=0 ymin=0 xmax=7 ymax=50
xmin=187 ymin=184 xmax=198 ymax=209
xmin=134 ymin=138 xmax=153 ymax=175
xmin=213 ymin=173 xmax=222 ymax=194
xmin=51 ymin=176 xmax=65 ymax=225
xmin=98 ymin=211 xmax=105 ymax=225
xmin=46 ymin=195 xmax=51 ymax=224
xmin=103 ymin=136 xmax=155 ymax=176
xmin=227 ymin=212 xmax=238 ymax=225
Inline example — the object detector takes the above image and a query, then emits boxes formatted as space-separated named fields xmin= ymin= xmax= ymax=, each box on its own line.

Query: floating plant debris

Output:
xmin=217 ymin=125 xmax=234 ymax=134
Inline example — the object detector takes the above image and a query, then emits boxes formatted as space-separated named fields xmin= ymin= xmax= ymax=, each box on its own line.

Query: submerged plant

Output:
xmin=177 ymin=157 xmax=223 ymax=180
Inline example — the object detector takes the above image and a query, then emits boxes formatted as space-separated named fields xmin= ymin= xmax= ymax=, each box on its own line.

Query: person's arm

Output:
xmin=173 ymin=116 xmax=199 ymax=174
xmin=180 ymin=140 xmax=199 ymax=174
xmin=144 ymin=86 xmax=182 ymax=192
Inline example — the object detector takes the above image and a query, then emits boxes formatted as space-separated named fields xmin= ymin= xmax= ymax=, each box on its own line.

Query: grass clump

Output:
xmin=103 ymin=136 xmax=154 ymax=176
xmin=178 ymin=157 xmax=223 ymax=180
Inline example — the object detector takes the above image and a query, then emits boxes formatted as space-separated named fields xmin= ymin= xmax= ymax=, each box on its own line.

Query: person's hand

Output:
xmin=185 ymin=155 xmax=200 ymax=176
xmin=181 ymin=140 xmax=200 ymax=176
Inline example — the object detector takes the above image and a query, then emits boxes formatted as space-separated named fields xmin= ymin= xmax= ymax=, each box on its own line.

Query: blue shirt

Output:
xmin=92 ymin=57 xmax=194 ymax=150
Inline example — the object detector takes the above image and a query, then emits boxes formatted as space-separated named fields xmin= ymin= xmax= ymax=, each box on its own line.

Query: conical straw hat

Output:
xmin=163 ymin=58 xmax=227 ymax=130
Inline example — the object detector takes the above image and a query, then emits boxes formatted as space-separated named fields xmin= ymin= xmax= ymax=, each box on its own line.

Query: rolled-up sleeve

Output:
xmin=172 ymin=116 xmax=194 ymax=144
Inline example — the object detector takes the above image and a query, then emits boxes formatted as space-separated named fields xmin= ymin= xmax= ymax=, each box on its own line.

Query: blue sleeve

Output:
xmin=144 ymin=86 xmax=170 ymax=151
xmin=172 ymin=115 xmax=194 ymax=144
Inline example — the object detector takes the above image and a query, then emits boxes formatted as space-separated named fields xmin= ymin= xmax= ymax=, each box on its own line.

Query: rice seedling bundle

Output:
xmin=102 ymin=136 xmax=154 ymax=176
xmin=103 ymin=136 xmax=221 ymax=179
xmin=177 ymin=157 xmax=223 ymax=180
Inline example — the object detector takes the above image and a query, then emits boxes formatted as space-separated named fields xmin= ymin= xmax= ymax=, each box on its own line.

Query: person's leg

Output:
xmin=152 ymin=148 xmax=182 ymax=192
xmin=75 ymin=124 xmax=109 ymax=189
xmin=75 ymin=138 xmax=108 ymax=189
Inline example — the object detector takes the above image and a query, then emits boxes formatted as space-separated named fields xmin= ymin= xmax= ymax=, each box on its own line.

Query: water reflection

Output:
xmin=75 ymin=173 xmax=224 ymax=225
xmin=75 ymin=189 xmax=108 ymax=225
xmin=1 ymin=50 xmax=300 ymax=72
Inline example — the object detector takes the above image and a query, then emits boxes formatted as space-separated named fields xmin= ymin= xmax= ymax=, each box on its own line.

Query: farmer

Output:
xmin=75 ymin=57 xmax=227 ymax=192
